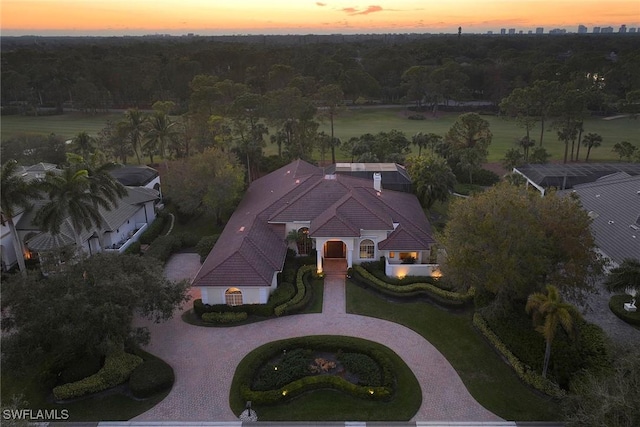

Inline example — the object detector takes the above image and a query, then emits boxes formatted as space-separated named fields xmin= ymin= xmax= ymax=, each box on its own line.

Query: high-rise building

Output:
xmin=619 ymin=25 xmax=627 ymax=33
xmin=549 ymin=28 xmax=567 ymax=34
xmin=508 ymin=28 xmax=516 ymax=35
xmin=578 ymin=25 xmax=588 ymax=34
xmin=487 ymin=30 xmax=493 ymax=35
xmin=601 ymin=26 xmax=614 ymax=33
xmin=500 ymin=28 xmax=506 ymax=35
xmin=629 ymin=28 xmax=637 ymax=33
xmin=593 ymin=26 xmax=601 ymax=33
xmin=536 ymin=27 xmax=544 ymax=34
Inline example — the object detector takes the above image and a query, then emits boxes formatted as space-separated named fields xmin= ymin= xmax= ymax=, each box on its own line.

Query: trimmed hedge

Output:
xmin=201 ymin=311 xmax=248 ymax=324
xmin=128 ymin=359 xmax=175 ymax=398
xmin=238 ymin=336 xmax=395 ymax=405
xmin=58 ymin=354 xmax=103 ymax=385
xmin=143 ymin=235 xmax=182 ymax=263
xmin=609 ymin=294 xmax=640 ymax=326
xmin=353 ymin=265 xmax=474 ymax=304
xmin=473 ymin=313 xmax=565 ymax=398
xmin=274 ymin=265 xmax=315 ymax=316
xmin=53 ymin=352 xmax=143 ymax=401
xmin=139 ymin=213 xmax=168 ymax=245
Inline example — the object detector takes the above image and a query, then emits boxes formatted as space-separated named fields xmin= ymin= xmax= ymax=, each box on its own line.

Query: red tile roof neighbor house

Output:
xmin=193 ymin=160 xmax=438 ymax=306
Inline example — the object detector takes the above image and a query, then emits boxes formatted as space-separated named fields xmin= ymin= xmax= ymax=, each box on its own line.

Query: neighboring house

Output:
xmin=1 ymin=163 xmax=59 ymax=271
xmin=514 ymin=163 xmax=640 ymax=195
xmin=323 ymin=163 xmax=413 ymax=193
xmin=193 ymin=160 xmax=438 ymax=306
xmin=1 ymin=164 xmax=161 ymax=272
xmin=569 ymin=173 xmax=640 ymax=269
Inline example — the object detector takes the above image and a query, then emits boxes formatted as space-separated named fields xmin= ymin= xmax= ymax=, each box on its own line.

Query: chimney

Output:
xmin=373 ymin=173 xmax=382 ymax=192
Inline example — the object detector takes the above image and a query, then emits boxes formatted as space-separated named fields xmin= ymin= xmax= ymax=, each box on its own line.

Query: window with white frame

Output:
xmin=359 ymin=239 xmax=375 ymax=259
xmin=225 ymin=288 xmax=243 ymax=306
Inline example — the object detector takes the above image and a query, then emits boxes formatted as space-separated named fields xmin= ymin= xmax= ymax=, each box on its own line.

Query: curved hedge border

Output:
xmin=237 ymin=336 xmax=395 ymax=405
xmin=472 ymin=313 xmax=565 ymax=398
xmin=352 ymin=265 xmax=474 ymax=304
xmin=274 ymin=265 xmax=315 ymax=316
xmin=608 ymin=295 xmax=640 ymax=326
xmin=53 ymin=352 xmax=143 ymax=401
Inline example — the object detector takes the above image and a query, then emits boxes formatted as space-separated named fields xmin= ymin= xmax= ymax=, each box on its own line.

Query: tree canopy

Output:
xmin=440 ymin=182 xmax=603 ymax=310
xmin=1 ymin=253 xmax=190 ymax=374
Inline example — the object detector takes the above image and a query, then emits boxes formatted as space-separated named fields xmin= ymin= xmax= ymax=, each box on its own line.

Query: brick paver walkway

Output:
xmin=133 ymin=255 xmax=501 ymax=423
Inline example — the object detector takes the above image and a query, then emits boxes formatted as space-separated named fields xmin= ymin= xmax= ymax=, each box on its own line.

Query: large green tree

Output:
xmin=163 ymin=147 xmax=245 ymax=224
xmin=1 ymin=160 xmax=42 ymax=275
xmin=604 ymin=258 xmax=640 ymax=294
xmin=406 ymin=154 xmax=456 ymax=209
xmin=440 ymin=182 xmax=603 ymax=310
xmin=526 ymin=285 xmax=580 ymax=378
xmin=1 ymin=253 xmax=190 ymax=374
xmin=444 ymin=113 xmax=492 ymax=184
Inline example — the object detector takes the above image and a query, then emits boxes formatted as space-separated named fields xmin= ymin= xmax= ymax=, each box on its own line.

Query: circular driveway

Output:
xmin=133 ymin=254 xmax=500 ymax=422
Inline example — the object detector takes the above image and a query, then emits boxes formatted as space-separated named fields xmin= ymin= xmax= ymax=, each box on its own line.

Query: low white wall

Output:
xmin=385 ymin=259 xmax=440 ymax=278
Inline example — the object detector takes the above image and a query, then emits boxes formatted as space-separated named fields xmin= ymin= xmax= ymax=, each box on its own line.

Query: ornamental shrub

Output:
xmin=274 ymin=265 xmax=315 ymax=316
xmin=195 ymin=235 xmax=219 ymax=262
xmin=58 ymin=353 xmax=103 ymax=385
xmin=53 ymin=352 xmax=143 ymax=401
xmin=144 ymin=235 xmax=182 ymax=263
xmin=338 ymin=353 xmax=382 ymax=386
xmin=128 ymin=359 xmax=175 ymax=398
xmin=201 ymin=311 xmax=248 ymax=324
xmin=139 ymin=213 xmax=168 ymax=245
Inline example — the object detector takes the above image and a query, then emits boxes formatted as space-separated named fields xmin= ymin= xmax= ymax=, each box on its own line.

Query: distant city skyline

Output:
xmin=2 ymin=0 xmax=639 ymax=36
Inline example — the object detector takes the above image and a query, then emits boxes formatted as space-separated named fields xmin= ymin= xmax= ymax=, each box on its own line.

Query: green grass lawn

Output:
xmin=346 ymin=280 xmax=562 ymax=421
xmin=4 ymin=108 xmax=638 ymax=165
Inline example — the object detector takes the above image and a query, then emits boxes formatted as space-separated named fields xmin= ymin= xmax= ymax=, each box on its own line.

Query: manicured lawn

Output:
xmin=4 ymin=108 xmax=638 ymax=164
xmin=229 ymin=336 xmax=422 ymax=421
xmin=345 ymin=280 xmax=562 ymax=421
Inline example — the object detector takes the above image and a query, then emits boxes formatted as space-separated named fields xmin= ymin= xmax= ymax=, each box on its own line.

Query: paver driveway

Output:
xmin=133 ymin=255 xmax=501 ymax=422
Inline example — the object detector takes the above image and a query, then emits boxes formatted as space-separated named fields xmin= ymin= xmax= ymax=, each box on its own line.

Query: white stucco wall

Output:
xmin=199 ymin=272 xmax=279 ymax=306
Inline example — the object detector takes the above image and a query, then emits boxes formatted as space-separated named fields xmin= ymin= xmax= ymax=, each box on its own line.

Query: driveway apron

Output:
xmin=133 ymin=254 xmax=501 ymax=422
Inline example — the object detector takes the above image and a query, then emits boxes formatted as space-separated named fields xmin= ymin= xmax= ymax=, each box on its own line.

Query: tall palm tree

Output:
xmin=525 ymin=285 xmax=579 ymax=378
xmin=582 ymin=132 xmax=602 ymax=162
xmin=145 ymin=111 xmax=177 ymax=163
xmin=121 ymin=109 xmax=148 ymax=164
xmin=35 ymin=164 xmax=120 ymax=252
xmin=1 ymin=160 xmax=42 ymax=275
xmin=412 ymin=132 xmax=428 ymax=157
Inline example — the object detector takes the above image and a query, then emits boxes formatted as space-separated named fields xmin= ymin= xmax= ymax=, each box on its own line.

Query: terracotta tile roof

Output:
xmin=194 ymin=160 xmax=436 ymax=288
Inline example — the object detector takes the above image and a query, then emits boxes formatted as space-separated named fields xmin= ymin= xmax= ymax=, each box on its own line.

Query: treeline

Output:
xmin=2 ymin=34 xmax=639 ymax=114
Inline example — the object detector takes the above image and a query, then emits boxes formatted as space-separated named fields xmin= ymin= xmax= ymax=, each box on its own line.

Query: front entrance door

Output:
xmin=325 ymin=241 xmax=345 ymax=258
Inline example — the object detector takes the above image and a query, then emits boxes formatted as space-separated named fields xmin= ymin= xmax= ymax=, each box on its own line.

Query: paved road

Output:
xmin=133 ymin=255 xmax=501 ymax=422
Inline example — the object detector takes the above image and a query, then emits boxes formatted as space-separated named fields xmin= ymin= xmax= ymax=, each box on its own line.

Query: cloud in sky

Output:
xmin=342 ymin=5 xmax=385 ymax=16
xmin=316 ymin=2 xmax=326 ymax=6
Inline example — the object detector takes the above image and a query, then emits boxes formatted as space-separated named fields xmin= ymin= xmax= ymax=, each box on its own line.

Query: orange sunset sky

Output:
xmin=2 ymin=0 xmax=639 ymax=36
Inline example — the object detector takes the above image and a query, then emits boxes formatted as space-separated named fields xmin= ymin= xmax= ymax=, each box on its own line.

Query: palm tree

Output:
xmin=407 ymin=155 xmax=456 ymax=210
xmin=581 ymin=133 xmax=602 ymax=162
xmin=71 ymin=131 xmax=96 ymax=160
xmin=525 ymin=285 xmax=579 ymax=378
xmin=1 ymin=160 xmax=42 ymax=275
xmin=145 ymin=111 xmax=177 ymax=162
xmin=604 ymin=258 xmax=640 ymax=294
xmin=35 ymin=164 xmax=121 ymax=253
xmin=121 ymin=109 xmax=148 ymax=164
xmin=412 ymin=132 xmax=428 ymax=157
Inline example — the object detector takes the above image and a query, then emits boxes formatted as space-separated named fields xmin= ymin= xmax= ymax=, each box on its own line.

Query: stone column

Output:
xmin=316 ymin=246 xmax=323 ymax=273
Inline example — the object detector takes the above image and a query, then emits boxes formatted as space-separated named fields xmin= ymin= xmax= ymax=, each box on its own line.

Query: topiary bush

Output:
xmin=128 ymin=358 xmax=175 ymax=398
xmin=53 ymin=352 xmax=143 ymax=401
xmin=338 ymin=353 xmax=382 ymax=386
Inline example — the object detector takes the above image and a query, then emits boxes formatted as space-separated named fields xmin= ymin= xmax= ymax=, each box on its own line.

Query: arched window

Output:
xmin=359 ymin=239 xmax=375 ymax=259
xmin=225 ymin=288 xmax=243 ymax=306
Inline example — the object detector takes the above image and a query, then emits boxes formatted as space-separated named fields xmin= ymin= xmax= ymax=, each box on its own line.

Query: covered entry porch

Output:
xmin=315 ymin=237 xmax=353 ymax=274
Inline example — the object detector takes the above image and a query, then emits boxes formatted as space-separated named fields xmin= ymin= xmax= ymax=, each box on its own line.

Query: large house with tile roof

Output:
xmin=193 ymin=160 xmax=439 ymax=306
xmin=569 ymin=173 xmax=640 ymax=268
